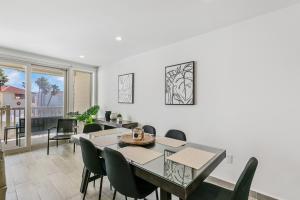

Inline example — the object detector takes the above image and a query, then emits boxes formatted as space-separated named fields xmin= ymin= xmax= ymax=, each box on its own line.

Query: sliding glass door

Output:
xmin=1 ymin=61 xmax=95 ymax=153
xmin=0 ymin=64 xmax=27 ymax=150
xmin=30 ymin=66 xmax=66 ymax=146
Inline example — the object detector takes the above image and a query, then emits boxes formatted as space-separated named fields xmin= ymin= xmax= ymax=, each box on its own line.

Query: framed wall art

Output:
xmin=118 ymin=73 xmax=134 ymax=104
xmin=165 ymin=61 xmax=195 ymax=105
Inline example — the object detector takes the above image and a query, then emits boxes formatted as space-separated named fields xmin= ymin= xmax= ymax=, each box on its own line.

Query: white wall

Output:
xmin=99 ymin=4 xmax=300 ymax=200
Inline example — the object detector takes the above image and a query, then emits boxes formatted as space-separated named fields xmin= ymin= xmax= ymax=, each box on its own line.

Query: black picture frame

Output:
xmin=165 ymin=61 xmax=195 ymax=105
xmin=118 ymin=73 xmax=134 ymax=104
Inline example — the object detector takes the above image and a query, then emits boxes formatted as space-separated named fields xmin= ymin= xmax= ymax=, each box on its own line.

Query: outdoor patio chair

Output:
xmin=47 ymin=118 xmax=77 ymax=155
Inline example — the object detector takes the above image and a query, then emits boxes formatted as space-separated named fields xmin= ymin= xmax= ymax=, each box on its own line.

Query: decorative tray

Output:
xmin=119 ymin=134 xmax=155 ymax=146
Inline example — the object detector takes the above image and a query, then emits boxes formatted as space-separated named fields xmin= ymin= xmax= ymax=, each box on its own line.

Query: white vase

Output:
xmin=110 ymin=113 xmax=117 ymax=120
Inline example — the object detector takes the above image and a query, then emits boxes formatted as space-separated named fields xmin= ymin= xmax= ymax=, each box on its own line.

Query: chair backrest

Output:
xmin=83 ymin=123 xmax=102 ymax=133
xmin=57 ymin=119 xmax=77 ymax=133
xmin=80 ymin=137 xmax=105 ymax=174
xmin=103 ymin=147 xmax=138 ymax=197
xmin=165 ymin=129 xmax=186 ymax=141
xmin=232 ymin=157 xmax=258 ymax=200
xmin=19 ymin=118 xmax=25 ymax=134
xmin=142 ymin=125 xmax=156 ymax=136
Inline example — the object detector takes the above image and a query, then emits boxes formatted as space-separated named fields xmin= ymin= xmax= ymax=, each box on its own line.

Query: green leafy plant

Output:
xmin=76 ymin=105 xmax=100 ymax=124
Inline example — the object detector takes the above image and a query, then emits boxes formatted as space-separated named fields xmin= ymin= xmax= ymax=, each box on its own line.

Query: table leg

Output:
xmin=160 ymin=188 xmax=171 ymax=200
xmin=80 ymin=167 xmax=88 ymax=193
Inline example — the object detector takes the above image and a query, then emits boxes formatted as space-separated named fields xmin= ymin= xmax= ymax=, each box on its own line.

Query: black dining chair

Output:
xmin=187 ymin=157 xmax=258 ymax=200
xmin=103 ymin=147 xmax=159 ymax=200
xmin=142 ymin=125 xmax=156 ymax=136
xmin=47 ymin=119 xmax=77 ymax=155
xmin=165 ymin=129 xmax=186 ymax=141
xmin=82 ymin=123 xmax=103 ymax=187
xmin=83 ymin=123 xmax=102 ymax=133
xmin=80 ymin=137 xmax=107 ymax=200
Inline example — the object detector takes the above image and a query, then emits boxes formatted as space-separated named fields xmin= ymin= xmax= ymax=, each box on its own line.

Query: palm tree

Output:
xmin=0 ymin=68 xmax=8 ymax=91
xmin=47 ymin=84 xmax=60 ymax=106
xmin=35 ymin=77 xmax=50 ymax=106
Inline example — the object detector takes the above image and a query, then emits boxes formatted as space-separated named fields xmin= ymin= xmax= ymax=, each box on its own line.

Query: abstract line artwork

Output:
xmin=165 ymin=61 xmax=195 ymax=105
xmin=118 ymin=73 xmax=134 ymax=104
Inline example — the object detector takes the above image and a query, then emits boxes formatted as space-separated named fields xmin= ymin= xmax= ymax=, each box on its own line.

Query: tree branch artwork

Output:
xmin=165 ymin=61 xmax=195 ymax=105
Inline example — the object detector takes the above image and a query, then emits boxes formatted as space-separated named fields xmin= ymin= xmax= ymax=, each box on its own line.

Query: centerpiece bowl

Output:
xmin=119 ymin=134 xmax=155 ymax=146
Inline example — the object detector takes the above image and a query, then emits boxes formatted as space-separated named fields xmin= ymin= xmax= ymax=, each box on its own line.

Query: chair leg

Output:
xmin=93 ymin=173 xmax=95 ymax=187
xmin=47 ymin=139 xmax=50 ymax=155
xmin=110 ymin=183 xmax=112 ymax=191
xmin=82 ymin=167 xmax=85 ymax=178
xmin=98 ymin=176 xmax=103 ymax=200
xmin=16 ymin=130 xmax=18 ymax=146
xmin=113 ymin=189 xmax=117 ymax=200
xmin=19 ymin=135 xmax=21 ymax=147
xmin=56 ymin=140 xmax=58 ymax=147
xmin=73 ymin=143 xmax=76 ymax=153
xmin=4 ymin=129 xmax=7 ymax=144
xmin=155 ymin=189 xmax=159 ymax=200
xmin=47 ymin=130 xmax=50 ymax=155
xmin=80 ymin=167 xmax=88 ymax=193
xmin=83 ymin=171 xmax=91 ymax=200
xmin=125 ymin=196 xmax=127 ymax=200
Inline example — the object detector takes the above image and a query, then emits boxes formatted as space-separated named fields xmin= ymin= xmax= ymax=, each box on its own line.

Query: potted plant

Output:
xmin=76 ymin=105 xmax=100 ymax=124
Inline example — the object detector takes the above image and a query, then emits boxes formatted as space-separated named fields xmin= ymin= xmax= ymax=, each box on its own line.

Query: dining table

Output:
xmin=71 ymin=128 xmax=226 ymax=200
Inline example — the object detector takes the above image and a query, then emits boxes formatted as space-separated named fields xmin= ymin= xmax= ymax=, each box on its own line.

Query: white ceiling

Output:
xmin=0 ymin=0 xmax=299 ymax=66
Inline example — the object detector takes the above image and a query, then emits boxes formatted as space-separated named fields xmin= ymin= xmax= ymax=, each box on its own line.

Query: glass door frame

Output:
xmin=0 ymin=61 xmax=32 ymax=153
xmin=30 ymin=65 xmax=67 ymax=147
xmin=1 ymin=58 xmax=98 ymax=154
xmin=0 ymin=62 xmax=69 ymax=154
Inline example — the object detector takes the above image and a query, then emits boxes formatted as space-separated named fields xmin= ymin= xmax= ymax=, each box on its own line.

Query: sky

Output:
xmin=1 ymin=67 xmax=64 ymax=92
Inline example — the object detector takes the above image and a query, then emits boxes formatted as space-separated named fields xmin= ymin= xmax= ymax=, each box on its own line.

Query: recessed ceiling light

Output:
xmin=115 ymin=36 xmax=122 ymax=41
xmin=79 ymin=55 xmax=85 ymax=58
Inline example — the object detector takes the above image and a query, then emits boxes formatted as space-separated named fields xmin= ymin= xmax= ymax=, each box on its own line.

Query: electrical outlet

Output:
xmin=226 ymin=155 xmax=233 ymax=164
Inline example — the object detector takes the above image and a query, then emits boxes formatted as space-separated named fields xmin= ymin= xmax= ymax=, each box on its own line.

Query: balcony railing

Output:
xmin=0 ymin=106 xmax=64 ymax=127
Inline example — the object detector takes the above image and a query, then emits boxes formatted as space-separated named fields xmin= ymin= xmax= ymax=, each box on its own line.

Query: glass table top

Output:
xmin=83 ymin=129 xmax=226 ymax=188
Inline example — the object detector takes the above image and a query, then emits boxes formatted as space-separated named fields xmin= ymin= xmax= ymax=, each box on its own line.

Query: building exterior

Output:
xmin=0 ymin=86 xmax=25 ymax=107
xmin=0 ymin=85 xmax=63 ymax=108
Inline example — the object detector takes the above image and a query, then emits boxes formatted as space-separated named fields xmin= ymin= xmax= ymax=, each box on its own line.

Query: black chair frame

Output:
xmin=80 ymin=137 xmax=107 ymax=200
xmin=103 ymin=147 xmax=159 ymax=200
xmin=142 ymin=125 xmax=156 ymax=136
xmin=47 ymin=119 xmax=77 ymax=155
xmin=165 ymin=129 xmax=187 ymax=141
